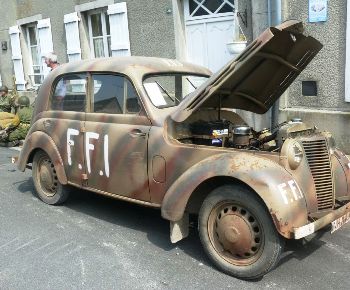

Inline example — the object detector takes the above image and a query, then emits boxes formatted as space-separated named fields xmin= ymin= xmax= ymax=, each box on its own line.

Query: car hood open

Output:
xmin=170 ymin=20 xmax=323 ymax=122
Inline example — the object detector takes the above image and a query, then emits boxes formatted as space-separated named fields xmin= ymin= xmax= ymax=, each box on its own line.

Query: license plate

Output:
xmin=331 ymin=212 xmax=350 ymax=234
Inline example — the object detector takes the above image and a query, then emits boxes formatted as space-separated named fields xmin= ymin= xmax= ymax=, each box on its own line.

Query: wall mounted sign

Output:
xmin=309 ymin=0 xmax=328 ymax=22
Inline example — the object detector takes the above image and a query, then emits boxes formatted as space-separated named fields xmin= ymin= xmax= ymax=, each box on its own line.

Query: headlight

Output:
xmin=288 ymin=141 xmax=304 ymax=170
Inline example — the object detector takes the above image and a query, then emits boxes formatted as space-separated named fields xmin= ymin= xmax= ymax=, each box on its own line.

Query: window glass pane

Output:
xmin=203 ymin=0 xmax=222 ymax=13
xmin=51 ymin=74 xmax=86 ymax=111
xmin=28 ymin=26 xmax=37 ymax=45
xmin=193 ymin=6 xmax=209 ymax=16
xmin=33 ymin=66 xmax=41 ymax=74
xmin=189 ymin=0 xmax=198 ymax=15
xmin=93 ymin=38 xmax=105 ymax=57
xmin=91 ymin=13 xmax=103 ymax=37
xmin=31 ymin=46 xmax=40 ymax=65
xmin=126 ymin=80 xmax=141 ymax=113
xmin=107 ymin=36 xmax=112 ymax=57
xmin=218 ymin=3 xmax=234 ymax=13
xmin=34 ymin=75 xmax=42 ymax=85
xmin=143 ymin=74 xmax=209 ymax=108
xmin=92 ymin=74 xmax=125 ymax=114
xmin=105 ymin=12 xmax=110 ymax=35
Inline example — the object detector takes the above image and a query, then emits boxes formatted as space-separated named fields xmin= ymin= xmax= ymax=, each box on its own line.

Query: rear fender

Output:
xmin=161 ymin=153 xmax=308 ymax=239
xmin=18 ymin=131 xmax=67 ymax=184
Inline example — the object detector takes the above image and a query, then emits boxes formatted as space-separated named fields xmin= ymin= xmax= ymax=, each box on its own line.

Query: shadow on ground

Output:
xmin=17 ymin=177 xmax=211 ymax=267
xmin=16 ymin=176 xmax=329 ymax=275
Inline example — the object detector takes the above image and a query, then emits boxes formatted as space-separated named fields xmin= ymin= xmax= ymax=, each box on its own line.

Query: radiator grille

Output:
xmin=302 ymin=139 xmax=334 ymax=210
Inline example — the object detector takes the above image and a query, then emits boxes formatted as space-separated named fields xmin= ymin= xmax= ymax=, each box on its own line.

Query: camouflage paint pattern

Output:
xmin=18 ymin=23 xmax=350 ymax=241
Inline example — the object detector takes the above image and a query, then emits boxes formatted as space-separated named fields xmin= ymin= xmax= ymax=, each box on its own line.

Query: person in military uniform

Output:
xmin=7 ymin=96 xmax=33 ymax=142
xmin=0 ymin=95 xmax=33 ymax=145
xmin=0 ymin=85 xmax=16 ymax=113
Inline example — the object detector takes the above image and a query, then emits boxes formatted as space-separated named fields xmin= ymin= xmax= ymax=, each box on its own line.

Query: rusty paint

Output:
xmin=17 ymin=20 xmax=350 ymax=279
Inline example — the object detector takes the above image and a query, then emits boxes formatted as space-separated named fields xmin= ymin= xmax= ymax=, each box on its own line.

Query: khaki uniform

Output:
xmin=0 ymin=94 xmax=15 ymax=113
xmin=7 ymin=107 xmax=33 ymax=141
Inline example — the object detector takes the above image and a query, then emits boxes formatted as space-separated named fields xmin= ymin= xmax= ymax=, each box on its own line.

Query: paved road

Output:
xmin=0 ymin=146 xmax=349 ymax=289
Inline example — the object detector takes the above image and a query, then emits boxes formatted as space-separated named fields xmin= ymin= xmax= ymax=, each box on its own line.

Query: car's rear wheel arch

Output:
xmin=29 ymin=147 xmax=67 ymax=185
xmin=27 ymin=148 xmax=40 ymax=164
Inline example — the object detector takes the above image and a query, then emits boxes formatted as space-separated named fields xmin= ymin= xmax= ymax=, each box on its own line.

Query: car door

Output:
xmin=46 ymin=73 xmax=87 ymax=187
xmin=84 ymin=73 xmax=152 ymax=201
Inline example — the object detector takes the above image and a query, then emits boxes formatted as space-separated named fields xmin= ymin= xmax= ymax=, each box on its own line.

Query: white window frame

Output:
xmin=25 ymin=23 xmax=43 ymax=86
xmin=87 ymin=9 xmax=111 ymax=58
xmin=185 ymin=0 xmax=235 ymax=22
xmin=345 ymin=0 xmax=350 ymax=102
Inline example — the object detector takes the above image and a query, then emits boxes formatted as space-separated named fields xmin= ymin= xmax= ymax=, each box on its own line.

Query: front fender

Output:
xmin=18 ymin=131 xmax=67 ymax=184
xmin=161 ymin=153 xmax=308 ymax=238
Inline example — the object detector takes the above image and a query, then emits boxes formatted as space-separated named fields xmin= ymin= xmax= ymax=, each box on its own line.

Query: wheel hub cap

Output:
xmin=40 ymin=162 xmax=54 ymax=191
xmin=210 ymin=204 xmax=263 ymax=264
xmin=217 ymin=214 xmax=254 ymax=256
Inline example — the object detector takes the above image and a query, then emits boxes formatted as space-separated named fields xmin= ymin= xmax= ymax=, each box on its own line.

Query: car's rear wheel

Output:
xmin=198 ymin=184 xmax=283 ymax=279
xmin=32 ymin=150 xmax=70 ymax=205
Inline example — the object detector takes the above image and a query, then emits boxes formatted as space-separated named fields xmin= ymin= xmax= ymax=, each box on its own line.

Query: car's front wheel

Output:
xmin=198 ymin=184 xmax=283 ymax=279
xmin=32 ymin=150 xmax=70 ymax=205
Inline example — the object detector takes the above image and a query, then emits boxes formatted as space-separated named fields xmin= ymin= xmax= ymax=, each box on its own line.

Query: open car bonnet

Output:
xmin=171 ymin=20 xmax=323 ymax=123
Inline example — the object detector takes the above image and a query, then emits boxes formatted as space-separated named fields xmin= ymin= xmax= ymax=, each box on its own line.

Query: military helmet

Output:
xmin=17 ymin=95 xmax=30 ymax=107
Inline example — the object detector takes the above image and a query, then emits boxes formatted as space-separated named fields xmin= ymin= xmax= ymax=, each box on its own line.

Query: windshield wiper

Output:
xmin=186 ymin=77 xmax=197 ymax=89
xmin=154 ymin=81 xmax=180 ymax=103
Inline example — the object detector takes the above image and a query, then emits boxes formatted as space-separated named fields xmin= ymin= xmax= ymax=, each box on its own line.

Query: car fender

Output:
xmin=17 ymin=131 xmax=68 ymax=185
xmin=161 ymin=152 xmax=308 ymax=238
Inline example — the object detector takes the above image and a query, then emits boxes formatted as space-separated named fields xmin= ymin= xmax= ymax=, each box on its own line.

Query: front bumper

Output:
xmin=293 ymin=201 xmax=350 ymax=239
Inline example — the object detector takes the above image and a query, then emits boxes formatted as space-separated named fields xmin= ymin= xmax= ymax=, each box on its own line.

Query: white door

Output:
xmin=185 ymin=0 xmax=235 ymax=73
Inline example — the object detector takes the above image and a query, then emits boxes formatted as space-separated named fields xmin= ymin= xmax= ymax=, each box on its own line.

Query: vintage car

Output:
xmin=18 ymin=20 xmax=350 ymax=279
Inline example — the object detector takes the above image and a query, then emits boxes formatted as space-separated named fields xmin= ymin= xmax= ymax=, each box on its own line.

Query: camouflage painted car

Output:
xmin=18 ymin=21 xmax=350 ymax=279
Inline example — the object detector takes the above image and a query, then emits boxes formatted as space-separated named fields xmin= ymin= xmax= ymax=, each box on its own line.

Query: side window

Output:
xmin=51 ymin=73 xmax=87 ymax=111
xmin=92 ymin=74 xmax=141 ymax=114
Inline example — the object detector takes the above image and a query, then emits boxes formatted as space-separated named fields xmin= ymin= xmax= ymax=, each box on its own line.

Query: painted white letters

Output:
xmin=67 ymin=128 xmax=79 ymax=166
xmin=277 ymin=183 xmax=289 ymax=204
xmin=104 ymin=134 xmax=110 ymax=177
xmin=85 ymin=132 xmax=100 ymax=174
xmin=277 ymin=180 xmax=304 ymax=205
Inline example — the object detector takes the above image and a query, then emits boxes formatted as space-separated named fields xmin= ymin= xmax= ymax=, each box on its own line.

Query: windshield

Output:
xmin=143 ymin=74 xmax=209 ymax=108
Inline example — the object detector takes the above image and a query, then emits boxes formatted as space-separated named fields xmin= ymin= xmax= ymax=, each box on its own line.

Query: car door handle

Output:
xmin=129 ymin=129 xmax=146 ymax=137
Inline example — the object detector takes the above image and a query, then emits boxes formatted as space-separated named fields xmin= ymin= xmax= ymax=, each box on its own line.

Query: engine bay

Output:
xmin=170 ymin=109 xmax=318 ymax=152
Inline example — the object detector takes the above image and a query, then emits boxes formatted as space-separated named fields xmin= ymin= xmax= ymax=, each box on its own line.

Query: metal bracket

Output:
xmin=233 ymin=7 xmax=248 ymax=28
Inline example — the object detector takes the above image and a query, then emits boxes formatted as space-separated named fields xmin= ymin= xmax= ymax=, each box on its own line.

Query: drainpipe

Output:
xmin=267 ymin=0 xmax=271 ymax=26
xmin=270 ymin=0 xmax=282 ymax=128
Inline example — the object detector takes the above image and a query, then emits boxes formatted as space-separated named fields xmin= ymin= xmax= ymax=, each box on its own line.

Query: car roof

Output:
xmin=48 ymin=56 xmax=212 ymax=80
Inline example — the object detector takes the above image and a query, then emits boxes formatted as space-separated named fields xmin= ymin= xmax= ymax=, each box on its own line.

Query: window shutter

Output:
xmin=9 ymin=26 xmax=26 ymax=91
xmin=37 ymin=18 xmax=54 ymax=78
xmin=64 ymin=12 xmax=81 ymax=62
xmin=107 ymin=2 xmax=131 ymax=56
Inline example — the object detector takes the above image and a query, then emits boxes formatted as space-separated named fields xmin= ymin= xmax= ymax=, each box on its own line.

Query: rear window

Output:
xmin=51 ymin=73 xmax=87 ymax=112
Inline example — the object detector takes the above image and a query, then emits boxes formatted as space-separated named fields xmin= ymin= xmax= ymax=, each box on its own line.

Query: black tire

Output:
xmin=32 ymin=150 xmax=70 ymax=205
xmin=198 ymin=184 xmax=284 ymax=279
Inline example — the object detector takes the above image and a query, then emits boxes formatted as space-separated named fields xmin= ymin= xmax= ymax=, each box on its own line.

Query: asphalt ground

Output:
xmin=0 ymin=146 xmax=349 ymax=289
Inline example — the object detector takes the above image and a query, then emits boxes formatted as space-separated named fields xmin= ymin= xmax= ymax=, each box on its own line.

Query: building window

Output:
xmin=87 ymin=10 xmax=111 ymax=58
xmin=188 ymin=0 xmax=235 ymax=18
xmin=25 ymin=24 xmax=43 ymax=86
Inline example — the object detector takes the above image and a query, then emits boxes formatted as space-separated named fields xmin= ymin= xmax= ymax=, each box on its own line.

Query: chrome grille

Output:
xmin=302 ymin=139 xmax=334 ymax=210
